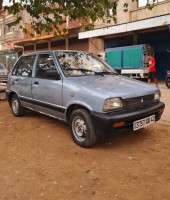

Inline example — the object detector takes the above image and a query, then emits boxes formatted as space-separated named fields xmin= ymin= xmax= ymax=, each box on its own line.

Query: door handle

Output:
xmin=14 ymin=78 xmax=19 ymax=83
xmin=33 ymin=81 xmax=39 ymax=87
xmin=12 ymin=78 xmax=19 ymax=85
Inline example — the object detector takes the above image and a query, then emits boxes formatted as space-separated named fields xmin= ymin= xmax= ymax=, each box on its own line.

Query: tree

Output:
xmin=0 ymin=0 xmax=155 ymax=36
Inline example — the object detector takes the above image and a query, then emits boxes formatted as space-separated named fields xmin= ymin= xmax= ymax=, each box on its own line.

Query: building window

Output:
xmin=5 ymin=22 xmax=15 ymax=34
xmin=107 ymin=5 xmax=117 ymax=17
xmin=24 ymin=45 xmax=34 ymax=51
xmin=107 ymin=1 xmax=117 ymax=18
xmin=69 ymin=37 xmax=88 ymax=45
xmin=138 ymin=0 xmax=166 ymax=7
xmin=51 ymin=40 xmax=65 ymax=47
xmin=36 ymin=43 xmax=48 ymax=50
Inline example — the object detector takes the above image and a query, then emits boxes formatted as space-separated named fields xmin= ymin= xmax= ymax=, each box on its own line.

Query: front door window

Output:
xmin=35 ymin=54 xmax=57 ymax=79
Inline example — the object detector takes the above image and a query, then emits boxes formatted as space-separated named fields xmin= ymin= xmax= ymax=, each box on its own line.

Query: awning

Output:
xmin=79 ymin=14 xmax=170 ymax=39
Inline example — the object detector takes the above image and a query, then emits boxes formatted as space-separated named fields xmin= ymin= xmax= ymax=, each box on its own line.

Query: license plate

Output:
xmin=133 ymin=115 xmax=155 ymax=131
xmin=0 ymin=72 xmax=4 ymax=75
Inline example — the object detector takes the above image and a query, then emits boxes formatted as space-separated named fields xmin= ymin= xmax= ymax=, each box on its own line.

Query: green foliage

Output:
xmin=3 ymin=0 xmax=118 ymax=36
xmin=3 ymin=0 xmax=154 ymax=37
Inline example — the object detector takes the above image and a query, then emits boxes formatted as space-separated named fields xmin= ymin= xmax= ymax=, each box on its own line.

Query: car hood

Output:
xmin=66 ymin=75 xmax=158 ymax=99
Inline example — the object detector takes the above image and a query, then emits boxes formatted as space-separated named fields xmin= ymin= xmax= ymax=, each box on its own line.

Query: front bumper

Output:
xmin=91 ymin=102 xmax=165 ymax=136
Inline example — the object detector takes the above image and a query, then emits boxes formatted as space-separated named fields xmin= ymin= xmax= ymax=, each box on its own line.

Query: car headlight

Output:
xmin=154 ymin=90 xmax=161 ymax=101
xmin=103 ymin=98 xmax=123 ymax=111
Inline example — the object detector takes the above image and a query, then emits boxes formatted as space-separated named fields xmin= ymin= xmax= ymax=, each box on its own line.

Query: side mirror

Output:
xmin=45 ymin=70 xmax=61 ymax=80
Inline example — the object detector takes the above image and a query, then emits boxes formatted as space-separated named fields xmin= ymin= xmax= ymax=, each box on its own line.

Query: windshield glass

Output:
xmin=55 ymin=51 xmax=117 ymax=77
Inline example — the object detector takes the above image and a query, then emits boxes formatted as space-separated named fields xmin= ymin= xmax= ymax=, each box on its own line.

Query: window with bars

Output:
xmin=36 ymin=43 xmax=48 ymax=50
xmin=51 ymin=40 xmax=65 ymax=47
xmin=69 ymin=37 xmax=88 ymax=45
xmin=5 ymin=22 xmax=15 ymax=34
xmin=24 ymin=45 xmax=34 ymax=51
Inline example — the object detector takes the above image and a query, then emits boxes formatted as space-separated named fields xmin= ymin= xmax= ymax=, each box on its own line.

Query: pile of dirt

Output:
xmin=0 ymin=82 xmax=170 ymax=200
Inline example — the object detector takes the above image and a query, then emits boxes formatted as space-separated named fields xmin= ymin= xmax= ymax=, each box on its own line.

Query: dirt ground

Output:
xmin=0 ymin=82 xmax=170 ymax=200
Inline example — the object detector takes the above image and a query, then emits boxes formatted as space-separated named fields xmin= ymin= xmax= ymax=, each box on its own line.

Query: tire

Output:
xmin=69 ymin=109 xmax=98 ymax=148
xmin=166 ymin=77 xmax=170 ymax=89
xmin=11 ymin=94 xmax=25 ymax=117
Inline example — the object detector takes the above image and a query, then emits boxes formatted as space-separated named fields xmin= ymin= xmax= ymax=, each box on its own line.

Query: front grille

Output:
xmin=123 ymin=94 xmax=154 ymax=109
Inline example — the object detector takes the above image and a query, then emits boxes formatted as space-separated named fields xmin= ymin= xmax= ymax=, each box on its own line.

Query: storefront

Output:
xmin=104 ymin=29 xmax=170 ymax=80
xmin=0 ymin=51 xmax=18 ymax=71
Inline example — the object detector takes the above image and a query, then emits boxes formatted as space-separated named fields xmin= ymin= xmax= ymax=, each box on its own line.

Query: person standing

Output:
xmin=148 ymin=55 xmax=158 ymax=87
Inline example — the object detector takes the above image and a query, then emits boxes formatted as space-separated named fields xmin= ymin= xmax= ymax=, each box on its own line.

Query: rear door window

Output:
xmin=12 ymin=55 xmax=36 ymax=77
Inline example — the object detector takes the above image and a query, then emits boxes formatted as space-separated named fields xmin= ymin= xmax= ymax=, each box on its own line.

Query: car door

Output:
xmin=31 ymin=53 xmax=64 ymax=119
xmin=11 ymin=54 xmax=36 ymax=109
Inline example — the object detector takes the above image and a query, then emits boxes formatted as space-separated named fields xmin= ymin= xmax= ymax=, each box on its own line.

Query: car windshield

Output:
xmin=55 ymin=51 xmax=117 ymax=77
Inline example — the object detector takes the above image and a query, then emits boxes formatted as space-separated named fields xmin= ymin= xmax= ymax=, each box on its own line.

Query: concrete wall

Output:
xmin=94 ymin=0 xmax=170 ymax=29
xmin=130 ymin=1 xmax=170 ymax=22
xmin=89 ymin=38 xmax=104 ymax=54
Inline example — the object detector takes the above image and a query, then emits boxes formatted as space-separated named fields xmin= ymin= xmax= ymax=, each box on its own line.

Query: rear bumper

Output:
xmin=0 ymin=75 xmax=8 ymax=83
xmin=91 ymin=102 xmax=165 ymax=136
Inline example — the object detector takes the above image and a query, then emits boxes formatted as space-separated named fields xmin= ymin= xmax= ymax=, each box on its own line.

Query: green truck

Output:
xmin=105 ymin=44 xmax=154 ymax=78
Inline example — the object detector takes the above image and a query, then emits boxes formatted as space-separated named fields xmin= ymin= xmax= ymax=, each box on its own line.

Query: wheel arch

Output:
xmin=8 ymin=91 xmax=18 ymax=105
xmin=66 ymin=104 xmax=91 ymax=123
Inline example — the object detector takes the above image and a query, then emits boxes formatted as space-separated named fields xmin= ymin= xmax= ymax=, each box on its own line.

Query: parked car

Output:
xmin=165 ymin=71 xmax=170 ymax=89
xmin=0 ymin=63 xmax=8 ymax=83
xmin=6 ymin=51 xmax=165 ymax=147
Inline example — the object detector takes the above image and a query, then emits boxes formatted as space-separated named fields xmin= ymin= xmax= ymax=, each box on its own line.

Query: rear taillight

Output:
xmin=167 ymin=71 xmax=170 ymax=75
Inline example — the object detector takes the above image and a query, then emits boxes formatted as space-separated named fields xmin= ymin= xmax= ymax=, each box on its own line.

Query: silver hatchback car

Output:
xmin=6 ymin=51 xmax=165 ymax=147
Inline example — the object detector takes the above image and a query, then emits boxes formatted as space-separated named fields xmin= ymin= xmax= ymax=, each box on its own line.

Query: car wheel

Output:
xmin=69 ymin=109 xmax=98 ymax=148
xmin=166 ymin=77 xmax=170 ymax=89
xmin=11 ymin=94 xmax=25 ymax=117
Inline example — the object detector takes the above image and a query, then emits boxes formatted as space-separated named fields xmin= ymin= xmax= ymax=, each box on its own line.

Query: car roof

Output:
xmin=22 ymin=50 xmax=89 ymax=57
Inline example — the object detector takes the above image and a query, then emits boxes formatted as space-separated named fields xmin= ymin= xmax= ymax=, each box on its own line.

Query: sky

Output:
xmin=3 ymin=0 xmax=13 ymax=6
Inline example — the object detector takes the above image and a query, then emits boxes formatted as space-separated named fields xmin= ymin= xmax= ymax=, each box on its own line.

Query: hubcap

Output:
xmin=72 ymin=116 xmax=87 ymax=142
xmin=12 ymin=98 xmax=19 ymax=114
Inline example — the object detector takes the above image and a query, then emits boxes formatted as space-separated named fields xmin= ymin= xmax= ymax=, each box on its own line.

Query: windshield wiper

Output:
xmin=66 ymin=68 xmax=104 ymax=76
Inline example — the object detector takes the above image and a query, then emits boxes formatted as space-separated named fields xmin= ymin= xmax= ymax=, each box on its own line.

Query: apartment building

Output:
xmin=0 ymin=8 xmax=24 ymax=70
xmin=0 ymin=8 xmax=90 ymax=70
xmin=79 ymin=0 xmax=170 ymax=79
xmin=14 ymin=19 xmax=89 ymax=55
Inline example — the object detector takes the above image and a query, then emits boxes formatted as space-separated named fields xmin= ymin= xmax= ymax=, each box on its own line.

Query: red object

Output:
xmin=149 ymin=58 xmax=156 ymax=72
xmin=167 ymin=71 xmax=170 ymax=75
